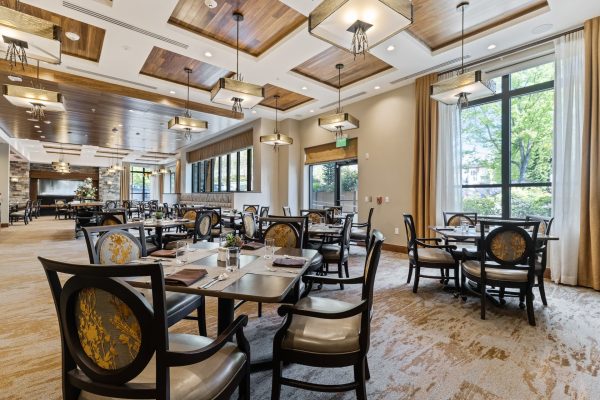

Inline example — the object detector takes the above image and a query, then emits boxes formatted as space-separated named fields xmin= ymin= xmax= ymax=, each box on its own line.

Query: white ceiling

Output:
xmin=6 ymin=0 xmax=600 ymax=165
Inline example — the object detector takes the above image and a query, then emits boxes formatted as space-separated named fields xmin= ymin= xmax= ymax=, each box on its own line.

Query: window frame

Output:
xmin=461 ymin=68 xmax=554 ymax=219
xmin=130 ymin=166 xmax=153 ymax=201
xmin=308 ymin=159 xmax=358 ymax=210
xmin=190 ymin=147 xmax=253 ymax=193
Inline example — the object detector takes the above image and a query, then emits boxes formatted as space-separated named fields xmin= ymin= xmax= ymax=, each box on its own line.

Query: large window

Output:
xmin=309 ymin=160 xmax=358 ymax=213
xmin=130 ymin=166 xmax=153 ymax=201
xmin=163 ymin=170 xmax=175 ymax=194
xmin=191 ymin=147 xmax=253 ymax=193
xmin=460 ymin=62 xmax=554 ymax=218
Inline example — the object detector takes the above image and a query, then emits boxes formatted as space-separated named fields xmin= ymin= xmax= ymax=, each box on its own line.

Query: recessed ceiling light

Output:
xmin=34 ymin=125 xmax=40 ymax=128
xmin=387 ymin=45 xmax=395 ymax=51
xmin=65 ymin=31 xmax=80 ymax=41
xmin=374 ymin=86 xmax=381 ymax=90
xmin=8 ymin=75 xmax=22 ymax=82
xmin=301 ymin=86 xmax=308 ymax=90
xmin=532 ymin=24 xmax=553 ymax=35
xmin=487 ymin=44 xmax=497 ymax=50
xmin=204 ymin=51 xmax=213 ymax=57
xmin=37 ymin=130 xmax=42 ymax=133
xmin=44 ymin=120 xmax=51 ymax=124
xmin=40 ymin=135 xmax=45 ymax=139
xmin=118 ymin=124 xmax=123 ymax=127
xmin=251 ymin=109 xmax=257 ymax=114
xmin=169 ymin=90 xmax=176 ymax=94
xmin=309 ymin=109 xmax=314 ymax=113
xmin=176 ymin=138 xmax=182 ymax=141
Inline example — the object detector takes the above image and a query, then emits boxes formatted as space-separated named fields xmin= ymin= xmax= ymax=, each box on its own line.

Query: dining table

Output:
xmin=127 ymin=241 xmax=318 ymax=371
xmin=307 ymin=222 xmax=344 ymax=236
xmin=141 ymin=218 xmax=190 ymax=250
xmin=430 ymin=225 xmax=559 ymax=243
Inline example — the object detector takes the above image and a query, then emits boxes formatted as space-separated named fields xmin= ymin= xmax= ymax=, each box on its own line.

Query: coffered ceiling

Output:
xmin=259 ymin=84 xmax=313 ymax=111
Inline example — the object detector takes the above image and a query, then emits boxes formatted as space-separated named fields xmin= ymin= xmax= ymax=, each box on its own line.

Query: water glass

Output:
xmin=175 ymin=241 xmax=186 ymax=264
xmin=264 ymin=238 xmax=275 ymax=260
xmin=226 ymin=247 xmax=240 ymax=272
xmin=219 ymin=233 xmax=228 ymax=248
xmin=460 ymin=222 xmax=469 ymax=234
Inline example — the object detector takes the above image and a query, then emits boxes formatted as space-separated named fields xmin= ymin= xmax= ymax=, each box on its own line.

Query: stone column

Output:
xmin=0 ymin=143 xmax=9 ymax=226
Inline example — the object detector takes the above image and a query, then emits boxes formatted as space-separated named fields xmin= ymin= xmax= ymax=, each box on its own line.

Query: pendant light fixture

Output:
xmin=318 ymin=64 xmax=359 ymax=138
xmin=260 ymin=95 xmax=293 ymax=148
xmin=52 ymin=143 xmax=70 ymax=174
xmin=168 ymin=67 xmax=208 ymax=140
xmin=309 ymin=0 xmax=413 ymax=58
xmin=430 ymin=1 xmax=496 ymax=108
xmin=210 ymin=12 xmax=264 ymax=112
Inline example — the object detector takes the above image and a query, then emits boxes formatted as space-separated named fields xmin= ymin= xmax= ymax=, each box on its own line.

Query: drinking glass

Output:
xmin=264 ymin=238 xmax=275 ymax=260
xmin=320 ymin=216 xmax=326 ymax=225
xmin=460 ymin=221 xmax=469 ymax=234
xmin=226 ymin=247 xmax=240 ymax=272
xmin=219 ymin=233 xmax=228 ymax=248
xmin=175 ymin=240 xmax=186 ymax=264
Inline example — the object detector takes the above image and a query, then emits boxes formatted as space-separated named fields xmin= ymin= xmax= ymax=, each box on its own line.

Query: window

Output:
xmin=309 ymin=160 xmax=358 ymax=213
xmin=130 ymin=166 xmax=153 ymax=201
xmin=191 ymin=147 xmax=252 ymax=192
xmin=460 ymin=62 xmax=554 ymax=218
xmin=163 ymin=170 xmax=175 ymax=193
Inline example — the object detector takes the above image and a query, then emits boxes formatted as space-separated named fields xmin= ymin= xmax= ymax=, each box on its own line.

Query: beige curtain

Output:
xmin=187 ymin=130 xmax=253 ymax=163
xmin=412 ymin=74 xmax=439 ymax=238
xmin=120 ymin=162 xmax=130 ymax=202
xmin=158 ymin=173 xmax=164 ymax=203
xmin=578 ymin=17 xmax=600 ymax=290
xmin=174 ymin=159 xmax=182 ymax=194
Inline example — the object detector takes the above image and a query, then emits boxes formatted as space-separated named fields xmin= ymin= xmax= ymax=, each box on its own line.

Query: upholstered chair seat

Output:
xmin=79 ymin=334 xmax=246 ymax=400
xmin=462 ymin=260 xmax=529 ymax=282
xmin=350 ymin=228 xmax=367 ymax=241
xmin=410 ymin=248 xmax=455 ymax=264
xmin=320 ymin=244 xmax=348 ymax=263
xmin=281 ymin=297 xmax=361 ymax=355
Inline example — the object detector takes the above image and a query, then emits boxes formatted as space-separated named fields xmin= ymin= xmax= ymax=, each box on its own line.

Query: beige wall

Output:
xmin=297 ymin=84 xmax=416 ymax=246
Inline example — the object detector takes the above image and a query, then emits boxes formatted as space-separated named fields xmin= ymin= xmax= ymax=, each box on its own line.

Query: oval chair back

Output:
xmin=261 ymin=217 xmax=306 ymax=248
xmin=83 ymin=223 xmax=148 ymax=264
xmin=181 ymin=210 xmax=197 ymax=231
xmin=282 ymin=206 xmax=291 ymax=216
xmin=479 ymin=221 xmax=539 ymax=270
xmin=243 ymin=205 xmax=259 ymax=214
xmin=259 ymin=206 xmax=269 ymax=218
xmin=193 ymin=212 xmax=212 ymax=243
xmin=99 ymin=211 xmax=127 ymax=226
xmin=242 ymin=212 xmax=257 ymax=240
xmin=443 ymin=212 xmax=477 ymax=226
xmin=39 ymin=257 xmax=169 ymax=399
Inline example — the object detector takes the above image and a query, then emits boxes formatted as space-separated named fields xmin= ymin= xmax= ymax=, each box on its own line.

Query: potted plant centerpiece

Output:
xmin=74 ymin=178 xmax=97 ymax=202
xmin=218 ymin=233 xmax=243 ymax=261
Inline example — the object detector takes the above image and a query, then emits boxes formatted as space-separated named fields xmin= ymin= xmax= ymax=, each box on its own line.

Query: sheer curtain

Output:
xmin=435 ymin=73 xmax=462 ymax=225
xmin=549 ymin=31 xmax=584 ymax=285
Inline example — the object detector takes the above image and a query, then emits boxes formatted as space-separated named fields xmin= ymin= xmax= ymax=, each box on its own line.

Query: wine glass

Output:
xmin=226 ymin=247 xmax=240 ymax=272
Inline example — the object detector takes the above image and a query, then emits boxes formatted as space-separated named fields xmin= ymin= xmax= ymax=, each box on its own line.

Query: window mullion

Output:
xmin=501 ymin=74 xmax=511 ymax=219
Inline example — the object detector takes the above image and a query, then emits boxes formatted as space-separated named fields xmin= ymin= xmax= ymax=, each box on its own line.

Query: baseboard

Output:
xmin=0 ymin=223 xmax=8 ymax=228
xmin=382 ymin=243 xmax=408 ymax=253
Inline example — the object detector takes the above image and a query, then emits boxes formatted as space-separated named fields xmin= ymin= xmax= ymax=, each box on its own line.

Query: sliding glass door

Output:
xmin=309 ymin=160 xmax=358 ymax=213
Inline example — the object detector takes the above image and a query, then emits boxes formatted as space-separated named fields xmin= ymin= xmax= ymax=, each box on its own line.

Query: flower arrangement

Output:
xmin=224 ymin=233 xmax=243 ymax=248
xmin=75 ymin=177 xmax=97 ymax=199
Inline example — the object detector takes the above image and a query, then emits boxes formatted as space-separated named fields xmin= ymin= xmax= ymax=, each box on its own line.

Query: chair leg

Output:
xmin=197 ymin=302 xmax=207 ymax=337
xmin=460 ymin=271 xmax=468 ymax=301
xmin=519 ymin=289 xmax=526 ymax=309
xmin=271 ymin=359 xmax=282 ymax=400
xmin=258 ymin=302 xmax=262 ymax=318
xmin=412 ymin=266 xmax=420 ymax=293
xmin=239 ymin=365 xmax=250 ymax=400
xmin=480 ymin=284 xmax=486 ymax=320
xmin=365 ymin=358 xmax=371 ymax=380
xmin=344 ymin=260 xmax=349 ymax=278
xmin=338 ymin=261 xmax=344 ymax=290
xmin=526 ymin=288 xmax=536 ymax=326
xmin=537 ymin=274 xmax=548 ymax=306
xmin=406 ymin=263 xmax=413 ymax=284
xmin=354 ymin=358 xmax=368 ymax=400
xmin=454 ymin=265 xmax=459 ymax=291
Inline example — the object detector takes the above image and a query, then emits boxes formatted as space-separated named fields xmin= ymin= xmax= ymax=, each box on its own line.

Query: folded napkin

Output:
xmin=273 ymin=257 xmax=305 ymax=267
xmin=165 ymin=269 xmax=208 ymax=286
xmin=242 ymin=241 xmax=265 ymax=250
xmin=150 ymin=249 xmax=177 ymax=258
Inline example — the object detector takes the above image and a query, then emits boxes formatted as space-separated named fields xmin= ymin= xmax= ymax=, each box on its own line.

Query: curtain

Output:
xmin=304 ymin=138 xmax=358 ymax=165
xmin=578 ymin=18 xmax=600 ymax=290
xmin=157 ymin=174 xmax=164 ymax=203
xmin=435 ymin=71 xmax=462 ymax=225
xmin=412 ymin=73 xmax=439 ymax=237
xmin=548 ymin=31 xmax=584 ymax=285
xmin=187 ymin=130 xmax=252 ymax=163
xmin=119 ymin=162 xmax=130 ymax=202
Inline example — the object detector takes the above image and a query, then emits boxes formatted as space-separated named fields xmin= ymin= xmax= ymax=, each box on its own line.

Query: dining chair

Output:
xmin=242 ymin=204 xmax=259 ymax=214
xmin=33 ymin=199 xmax=41 ymax=219
xmin=525 ymin=215 xmax=554 ymax=306
xmin=98 ymin=211 xmax=127 ymax=226
xmin=443 ymin=211 xmax=478 ymax=226
xmin=82 ymin=223 xmax=207 ymax=335
xmin=9 ymin=199 xmax=31 ymax=225
xmin=259 ymin=206 xmax=269 ymax=218
xmin=351 ymin=207 xmax=374 ymax=248
xmin=55 ymin=199 xmax=69 ymax=220
xmin=259 ymin=216 xmax=305 ymax=249
xmin=271 ymin=230 xmax=385 ymax=400
xmin=403 ymin=213 xmax=459 ymax=293
xmin=327 ymin=206 xmax=344 ymax=224
xmin=39 ymin=257 xmax=250 ymax=400
xmin=300 ymin=209 xmax=328 ymax=224
xmin=242 ymin=212 xmax=258 ymax=241
xmin=317 ymin=214 xmax=354 ymax=290
xmin=192 ymin=212 xmax=213 ymax=243
xmin=104 ymin=200 xmax=117 ymax=210
xmin=460 ymin=220 xmax=540 ymax=326
xmin=282 ymin=206 xmax=291 ymax=216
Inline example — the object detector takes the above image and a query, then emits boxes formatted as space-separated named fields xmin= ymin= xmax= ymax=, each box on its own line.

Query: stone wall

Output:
xmin=9 ymin=161 xmax=30 ymax=204
xmin=99 ymin=168 xmax=121 ymax=202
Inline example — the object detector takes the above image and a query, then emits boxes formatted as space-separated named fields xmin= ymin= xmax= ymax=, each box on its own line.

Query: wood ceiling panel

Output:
xmin=259 ymin=84 xmax=312 ymax=111
xmin=168 ymin=0 xmax=307 ymax=57
xmin=5 ymin=0 xmax=106 ymax=62
xmin=139 ymin=47 xmax=234 ymax=91
xmin=292 ymin=47 xmax=393 ymax=89
xmin=408 ymin=0 xmax=549 ymax=51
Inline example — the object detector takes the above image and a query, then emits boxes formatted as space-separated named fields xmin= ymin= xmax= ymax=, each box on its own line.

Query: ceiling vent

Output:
xmin=390 ymin=55 xmax=471 ymax=84
xmin=66 ymin=66 xmax=157 ymax=90
xmin=321 ymin=91 xmax=367 ymax=109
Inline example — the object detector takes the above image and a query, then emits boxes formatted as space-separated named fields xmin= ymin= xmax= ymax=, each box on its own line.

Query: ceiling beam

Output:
xmin=0 ymin=61 xmax=245 ymax=120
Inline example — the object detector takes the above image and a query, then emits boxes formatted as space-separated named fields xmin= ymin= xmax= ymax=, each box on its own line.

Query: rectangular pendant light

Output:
xmin=168 ymin=116 xmax=208 ymax=132
xmin=430 ymin=71 xmax=496 ymax=105
xmin=3 ymin=84 xmax=65 ymax=111
xmin=0 ymin=6 xmax=62 ymax=65
xmin=260 ymin=133 xmax=293 ymax=146
xmin=318 ymin=112 xmax=359 ymax=131
xmin=210 ymin=77 xmax=264 ymax=110
xmin=309 ymin=0 xmax=413 ymax=51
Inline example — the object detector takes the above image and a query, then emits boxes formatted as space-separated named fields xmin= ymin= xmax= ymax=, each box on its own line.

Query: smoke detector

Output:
xmin=205 ymin=0 xmax=217 ymax=8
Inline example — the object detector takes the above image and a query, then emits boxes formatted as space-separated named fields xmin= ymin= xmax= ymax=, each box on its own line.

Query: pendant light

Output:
xmin=318 ymin=63 xmax=359 ymax=138
xmin=52 ymin=143 xmax=70 ymax=174
xmin=210 ymin=12 xmax=264 ymax=112
xmin=260 ymin=95 xmax=293 ymax=148
xmin=308 ymin=0 xmax=413 ymax=58
xmin=168 ymin=67 xmax=208 ymax=140
xmin=430 ymin=1 xmax=496 ymax=108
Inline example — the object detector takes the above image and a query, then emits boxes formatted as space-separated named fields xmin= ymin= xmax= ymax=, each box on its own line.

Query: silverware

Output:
xmin=200 ymin=277 xmax=218 ymax=289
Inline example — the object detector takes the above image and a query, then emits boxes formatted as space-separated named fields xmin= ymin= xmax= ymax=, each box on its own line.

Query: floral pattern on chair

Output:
xmin=76 ymin=288 xmax=141 ymax=370
xmin=264 ymin=223 xmax=299 ymax=248
xmin=306 ymin=212 xmax=323 ymax=224
xmin=489 ymin=231 xmax=528 ymax=262
xmin=182 ymin=210 xmax=197 ymax=230
xmin=97 ymin=232 xmax=141 ymax=265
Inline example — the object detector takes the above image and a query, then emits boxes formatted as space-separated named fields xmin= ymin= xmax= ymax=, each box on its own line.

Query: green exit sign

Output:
xmin=336 ymin=137 xmax=348 ymax=148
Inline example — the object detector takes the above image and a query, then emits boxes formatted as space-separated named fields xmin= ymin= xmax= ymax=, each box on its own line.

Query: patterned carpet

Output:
xmin=1 ymin=217 xmax=600 ymax=399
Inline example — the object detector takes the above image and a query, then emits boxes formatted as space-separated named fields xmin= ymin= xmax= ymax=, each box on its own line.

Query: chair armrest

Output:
xmin=416 ymin=240 xmax=456 ymax=250
xmin=302 ymin=274 xmax=363 ymax=285
xmin=416 ymin=237 xmax=442 ymax=243
xmin=277 ymin=300 xmax=367 ymax=320
xmin=352 ymin=222 xmax=368 ymax=228
xmin=166 ymin=315 xmax=248 ymax=366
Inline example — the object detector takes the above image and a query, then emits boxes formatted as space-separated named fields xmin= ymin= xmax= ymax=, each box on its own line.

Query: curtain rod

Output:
xmin=439 ymin=26 xmax=584 ymax=76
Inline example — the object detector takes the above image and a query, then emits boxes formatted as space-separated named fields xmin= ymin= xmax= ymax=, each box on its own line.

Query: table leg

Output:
xmin=155 ymin=226 xmax=163 ymax=250
xmin=217 ymin=298 xmax=235 ymax=334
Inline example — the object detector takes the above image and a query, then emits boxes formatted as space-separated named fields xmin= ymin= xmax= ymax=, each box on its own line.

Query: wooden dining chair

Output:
xmin=192 ymin=212 xmax=213 ymax=243
xmin=403 ymin=213 xmax=459 ymax=293
xmin=242 ymin=204 xmax=259 ymax=214
xmin=242 ymin=212 xmax=258 ymax=241
xmin=460 ymin=220 xmax=540 ymax=326
xmin=443 ymin=211 xmax=478 ymax=226
xmin=351 ymin=207 xmax=374 ymax=248
xmin=40 ymin=257 xmax=250 ymax=400
xmin=271 ymin=230 xmax=385 ymax=400
xmin=82 ymin=223 xmax=207 ymax=336
xmin=526 ymin=215 xmax=554 ymax=306
xmin=317 ymin=214 xmax=354 ymax=290
xmin=282 ymin=206 xmax=292 ymax=216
